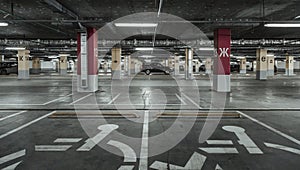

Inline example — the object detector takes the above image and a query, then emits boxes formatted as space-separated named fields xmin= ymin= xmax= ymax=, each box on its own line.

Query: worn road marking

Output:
xmin=35 ymin=145 xmax=72 ymax=152
xmin=206 ymin=140 xmax=233 ymax=145
xmin=150 ymin=152 xmax=206 ymax=170
xmin=222 ymin=126 xmax=263 ymax=154
xmin=43 ymin=93 xmax=73 ymax=105
xmin=2 ymin=161 xmax=22 ymax=170
xmin=77 ymin=124 xmax=119 ymax=151
xmin=69 ymin=93 xmax=93 ymax=105
xmin=238 ymin=111 xmax=300 ymax=146
xmin=0 ymin=111 xmax=27 ymax=121
xmin=118 ymin=165 xmax=135 ymax=170
xmin=215 ymin=164 xmax=223 ymax=170
xmin=108 ymin=93 xmax=121 ymax=105
xmin=181 ymin=93 xmax=202 ymax=109
xmin=54 ymin=138 xmax=82 ymax=143
xmin=107 ymin=140 xmax=136 ymax=162
xmin=199 ymin=147 xmax=239 ymax=154
xmin=175 ymin=93 xmax=187 ymax=105
xmin=0 ymin=150 xmax=25 ymax=164
xmin=265 ymin=143 xmax=300 ymax=155
xmin=139 ymin=111 xmax=149 ymax=170
xmin=0 ymin=111 xmax=55 ymax=139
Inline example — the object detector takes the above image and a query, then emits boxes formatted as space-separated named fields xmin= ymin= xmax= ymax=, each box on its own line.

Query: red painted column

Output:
xmin=213 ymin=29 xmax=231 ymax=92
xmin=77 ymin=28 xmax=98 ymax=92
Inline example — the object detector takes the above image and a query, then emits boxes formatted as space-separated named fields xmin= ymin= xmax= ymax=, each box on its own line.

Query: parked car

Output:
xmin=0 ymin=62 xmax=18 ymax=75
xmin=141 ymin=63 xmax=172 ymax=75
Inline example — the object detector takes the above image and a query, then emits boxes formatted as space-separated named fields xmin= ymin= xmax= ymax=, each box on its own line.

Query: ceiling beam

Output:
xmin=43 ymin=0 xmax=79 ymax=19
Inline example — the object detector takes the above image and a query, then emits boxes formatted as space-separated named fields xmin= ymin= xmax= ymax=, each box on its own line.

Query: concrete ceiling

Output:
xmin=0 ymin=0 xmax=300 ymax=39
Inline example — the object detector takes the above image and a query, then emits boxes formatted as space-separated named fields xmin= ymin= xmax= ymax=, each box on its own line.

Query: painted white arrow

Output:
xmin=215 ymin=164 xmax=223 ymax=170
xmin=77 ymin=124 xmax=119 ymax=151
xmin=107 ymin=140 xmax=136 ymax=163
xmin=0 ymin=149 xmax=25 ymax=170
xmin=150 ymin=152 xmax=206 ymax=170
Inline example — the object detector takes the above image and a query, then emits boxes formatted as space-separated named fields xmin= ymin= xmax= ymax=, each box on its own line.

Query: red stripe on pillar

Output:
xmin=77 ymin=33 xmax=81 ymax=75
xmin=214 ymin=29 xmax=231 ymax=75
xmin=87 ymin=28 xmax=98 ymax=75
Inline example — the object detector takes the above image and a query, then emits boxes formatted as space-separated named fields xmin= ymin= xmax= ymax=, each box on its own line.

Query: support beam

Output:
xmin=185 ymin=48 xmax=193 ymax=80
xmin=205 ymin=58 xmax=212 ymax=74
xmin=111 ymin=47 xmax=122 ymax=80
xmin=18 ymin=50 xmax=30 ymax=79
xmin=174 ymin=56 xmax=180 ymax=76
xmin=213 ymin=29 xmax=231 ymax=92
xmin=267 ymin=55 xmax=274 ymax=77
xmin=59 ymin=54 xmax=68 ymax=75
xmin=240 ymin=57 xmax=247 ymax=74
xmin=31 ymin=57 xmax=41 ymax=74
xmin=256 ymin=49 xmax=268 ymax=80
xmin=285 ymin=56 xmax=294 ymax=76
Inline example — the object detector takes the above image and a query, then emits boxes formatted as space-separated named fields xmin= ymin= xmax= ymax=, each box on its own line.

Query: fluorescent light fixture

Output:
xmin=135 ymin=47 xmax=154 ymax=51
xmin=264 ymin=23 xmax=300 ymax=27
xmin=140 ymin=55 xmax=155 ymax=58
xmin=199 ymin=47 xmax=214 ymax=51
xmin=114 ymin=23 xmax=157 ymax=27
xmin=0 ymin=22 xmax=8 ymax=26
xmin=5 ymin=47 xmax=26 ymax=50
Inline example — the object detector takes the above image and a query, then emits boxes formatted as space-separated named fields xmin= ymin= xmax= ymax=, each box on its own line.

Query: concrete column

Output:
xmin=135 ymin=60 xmax=140 ymax=73
xmin=18 ymin=50 xmax=30 ymax=79
xmin=267 ymin=55 xmax=275 ymax=77
xmin=130 ymin=58 xmax=135 ymax=74
xmin=240 ymin=57 xmax=247 ymax=74
xmin=168 ymin=58 xmax=173 ymax=69
xmin=185 ymin=48 xmax=193 ymax=79
xmin=195 ymin=61 xmax=201 ymax=73
xmin=174 ymin=56 xmax=180 ymax=75
xmin=252 ymin=61 xmax=257 ymax=72
xmin=0 ymin=55 xmax=3 ymax=62
xmin=124 ymin=55 xmax=130 ymax=76
xmin=31 ymin=57 xmax=41 ymax=74
xmin=77 ymin=28 xmax=99 ymax=92
xmin=285 ymin=56 xmax=294 ymax=76
xmin=111 ymin=47 xmax=121 ymax=79
xmin=213 ymin=29 xmax=231 ymax=92
xmin=205 ymin=58 xmax=212 ymax=74
xmin=59 ymin=54 xmax=68 ymax=75
xmin=256 ymin=49 xmax=268 ymax=80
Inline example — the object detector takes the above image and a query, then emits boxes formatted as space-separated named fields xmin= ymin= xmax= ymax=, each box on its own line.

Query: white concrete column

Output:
xmin=267 ymin=55 xmax=274 ymax=77
xmin=252 ymin=61 xmax=257 ymax=72
xmin=130 ymin=58 xmax=135 ymax=74
xmin=111 ymin=47 xmax=121 ymax=79
xmin=59 ymin=54 xmax=68 ymax=75
xmin=240 ymin=57 xmax=247 ymax=74
xmin=185 ymin=48 xmax=193 ymax=79
xmin=124 ymin=55 xmax=129 ymax=76
xmin=174 ymin=56 xmax=180 ymax=75
xmin=205 ymin=58 xmax=212 ymax=74
xmin=285 ymin=56 xmax=294 ymax=76
xmin=18 ymin=50 xmax=30 ymax=79
xmin=195 ymin=61 xmax=201 ymax=73
xmin=256 ymin=49 xmax=268 ymax=80
xmin=31 ymin=57 xmax=41 ymax=74
xmin=0 ymin=55 xmax=4 ymax=62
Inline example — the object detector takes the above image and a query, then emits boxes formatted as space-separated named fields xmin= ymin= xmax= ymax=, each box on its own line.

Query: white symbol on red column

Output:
xmin=219 ymin=48 xmax=229 ymax=57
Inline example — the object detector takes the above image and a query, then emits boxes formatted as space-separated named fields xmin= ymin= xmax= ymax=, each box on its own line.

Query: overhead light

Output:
xmin=135 ymin=47 xmax=154 ymax=51
xmin=199 ymin=47 xmax=214 ymax=51
xmin=5 ymin=47 xmax=26 ymax=50
xmin=264 ymin=23 xmax=300 ymax=27
xmin=140 ymin=55 xmax=155 ymax=58
xmin=0 ymin=22 xmax=8 ymax=26
xmin=114 ymin=23 xmax=158 ymax=27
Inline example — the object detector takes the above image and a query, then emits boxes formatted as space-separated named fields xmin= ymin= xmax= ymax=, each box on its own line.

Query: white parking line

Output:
xmin=206 ymin=140 xmax=233 ymax=145
xmin=107 ymin=93 xmax=121 ymax=105
xmin=69 ymin=93 xmax=93 ymax=105
xmin=35 ymin=145 xmax=72 ymax=152
xmin=0 ymin=111 xmax=55 ymax=139
xmin=175 ymin=93 xmax=187 ymax=105
xmin=181 ymin=93 xmax=203 ymax=109
xmin=2 ymin=161 xmax=22 ymax=170
xmin=199 ymin=147 xmax=239 ymax=154
xmin=264 ymin=143 xmax=300 ymax=155
xmin=0 ymin=149 xmax=26 ymax=164
xmin=0 ymin=111 xmax=27 ymax=121
xmin=238 ymin=111 xmax=300 ymax=146
xmin=43 ymin=93 xmax=73 ymax=105
xmin=54 ymin=138 xmax=82 ymax=143
xmin=139 ymin=111 xmax=149 ymax=170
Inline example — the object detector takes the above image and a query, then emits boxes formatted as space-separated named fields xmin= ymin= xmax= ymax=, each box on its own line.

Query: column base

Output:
xmin=256 ymin=70 xmax=267 ymax=80
xmin=77 ymin=75 xmax=98 ymax=92
xmin=240 ymin=70 xmax=246 ymax=74
xmin=213 ymin=75 xmax=231 ymax=92
xmin=205 ymin=70 xmax=211 ymax=74
xmin=267 ymin=70 xmax=274 ymax=77
xmin=285 ymin=69 xmax=294 ymax=76
xmin=111 ymin=70 xmax=121 ymax=79
xmin=60 ymin=69 xmax=67 ymax=75
xmin=18 ymin=70 xmax=29 ymax=79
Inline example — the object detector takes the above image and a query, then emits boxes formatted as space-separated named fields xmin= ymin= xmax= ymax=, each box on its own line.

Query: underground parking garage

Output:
xmin=0 ymin=0 xmax=300 ymax=169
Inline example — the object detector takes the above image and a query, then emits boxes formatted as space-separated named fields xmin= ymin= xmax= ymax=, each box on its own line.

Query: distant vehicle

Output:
xmin=141 ymin=63 xmax=172 ymax=75
xmin=0 ymin=62 xmax=18 ymax=75
xmin=230 ymin=63 xmax=240 ymax=72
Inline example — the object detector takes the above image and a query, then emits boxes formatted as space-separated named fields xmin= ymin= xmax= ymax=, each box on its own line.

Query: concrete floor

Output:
xmin=0 ymin=73 xmax=300 ymax=169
